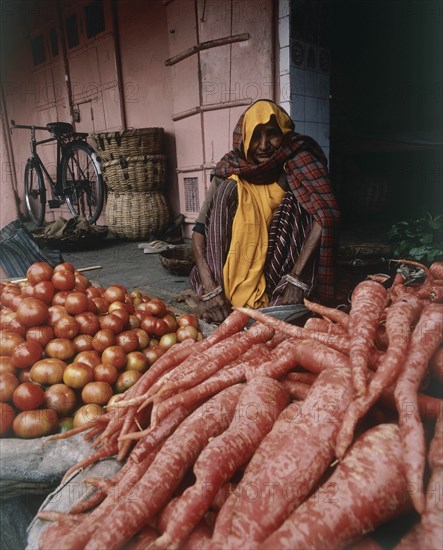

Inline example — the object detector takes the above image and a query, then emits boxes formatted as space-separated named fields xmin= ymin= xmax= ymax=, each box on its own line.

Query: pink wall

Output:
xmin=116 ymin=0 xmax=178 ymax=213
xmin=1 ymin=0 xmax=276 ymax=235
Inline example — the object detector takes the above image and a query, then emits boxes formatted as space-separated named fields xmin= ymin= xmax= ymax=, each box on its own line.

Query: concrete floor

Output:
xmin=60 ymin=236 xmax=195 ymax=312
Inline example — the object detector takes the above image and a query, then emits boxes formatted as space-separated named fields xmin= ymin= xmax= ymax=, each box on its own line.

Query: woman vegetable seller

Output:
xmin=190 ymin=99 xmax=340 ymax=323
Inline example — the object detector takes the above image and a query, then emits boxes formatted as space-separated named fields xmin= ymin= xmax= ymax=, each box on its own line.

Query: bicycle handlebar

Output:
xmin=10 ymin=120 xmax=48 ymax=131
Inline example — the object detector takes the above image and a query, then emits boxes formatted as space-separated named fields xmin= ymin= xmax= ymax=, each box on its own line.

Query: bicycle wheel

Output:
xmin=61 ymin=140 xmax=104 ymax=224
xmin=24 ymin=159 xmax=46 ymax=227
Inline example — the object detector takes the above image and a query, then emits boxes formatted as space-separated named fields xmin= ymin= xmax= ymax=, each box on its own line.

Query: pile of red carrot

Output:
xmin=37 ymin=260 xmax=443 ymax=550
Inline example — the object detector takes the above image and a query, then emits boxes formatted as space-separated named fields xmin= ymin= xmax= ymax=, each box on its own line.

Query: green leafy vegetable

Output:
xmin=387 ymin=213 xmax=443 ymax=263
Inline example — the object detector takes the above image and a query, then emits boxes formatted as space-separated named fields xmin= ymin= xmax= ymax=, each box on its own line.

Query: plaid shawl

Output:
xmin=213 ymin=101 xmax=340 ymax=301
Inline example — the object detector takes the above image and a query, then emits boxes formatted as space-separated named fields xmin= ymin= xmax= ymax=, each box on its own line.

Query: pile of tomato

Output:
xmin=0 ymin=261 xmax=201 ymax=439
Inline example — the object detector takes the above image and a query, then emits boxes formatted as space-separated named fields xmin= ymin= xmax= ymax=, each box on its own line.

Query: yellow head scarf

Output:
xmin=222 ymin=101 xmax=291 ymax=309
xmin=242 ymin=101 xmax=293 ymax=161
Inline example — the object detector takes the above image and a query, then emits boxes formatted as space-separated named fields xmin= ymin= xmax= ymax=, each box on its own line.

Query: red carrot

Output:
xmin=152 ymin=322 xmax=274 ymax=400
xmin=149 ymin=344 xmax=270 ymax=428
xmin=211 ymin=366 xmax=354 ymax=548
xmin=419 ymin=413 xmax=443 ymax=550
xmin=394 ymin=303 xmax=443 ymax=513
xmin=125 ymin=525 xmax=159 ymax=550
xmin=182 ymin=523 xmax=213 ymax=550
xmin=78 ymin=385 xmax=244 ymax=550
xmin=112 ymin=310 xmax=250 ymax=411
xmin=235 ymin=306 xmax=351 ymax=354
xmin=303 ymin=298 xmax=349 ymax=329
xmin=284 ymin=371 xmax=317 ymax=385
xmin=430 ymin=345 xmax=443 ymax=382
xmin=151 ymin=377 xmax=289 ymax=549
xmin=347 ymin=280 xmax=388 ymax=396
xmin=430 ymin=261 xmax=443 ymax=280
xmin=335 ymin=294 xmax=423 ymax=459
xmin=280 ymin=378 xmax=311 ymax=400
xmin=211 ymin=401 xmax=305 ymax=546
xmin=282 ymin=338 xmax=349 ymax=374
xmin=303 ymin=316 xmax=347 ymax=335
xmin=261 ymin=424 xmax=411 ymax=550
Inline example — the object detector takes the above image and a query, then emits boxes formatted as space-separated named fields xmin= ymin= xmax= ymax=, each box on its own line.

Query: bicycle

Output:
xmin=10 ymin=120 xmax=105 ymax=227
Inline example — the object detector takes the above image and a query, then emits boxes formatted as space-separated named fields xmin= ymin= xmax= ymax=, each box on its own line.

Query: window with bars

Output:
xmin=184 ymin=177 xmax=200 ymax=213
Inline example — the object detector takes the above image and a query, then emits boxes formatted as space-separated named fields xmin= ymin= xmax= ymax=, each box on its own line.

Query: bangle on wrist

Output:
xmin=200 ymin=285 xmax=223 ymax=302
xmin=285 ymin=274 xmax=311 ymax=294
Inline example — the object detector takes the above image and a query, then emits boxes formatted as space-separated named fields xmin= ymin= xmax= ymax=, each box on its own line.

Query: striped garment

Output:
xmin=191 ymin=100 xmax=340 ymax=302
xmin=190 ymin=179 xmax=315 ymax=305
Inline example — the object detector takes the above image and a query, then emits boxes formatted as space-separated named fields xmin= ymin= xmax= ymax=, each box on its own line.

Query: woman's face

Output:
xmin=247 ymin=117 xmax=283 ymax=164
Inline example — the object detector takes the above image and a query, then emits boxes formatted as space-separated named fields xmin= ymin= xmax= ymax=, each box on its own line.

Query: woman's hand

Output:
xmin=280 ymin=284 xmax=305 ymax=305
xmin=197 ymin=292 xmax=232 ymax=324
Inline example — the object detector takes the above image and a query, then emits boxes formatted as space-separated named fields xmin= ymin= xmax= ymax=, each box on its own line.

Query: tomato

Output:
xmin=45 ymin=338 xmax=76 ymax=360
xmin=177 ymin=313 xmax=199 ymax=329
xmin=141 ymin=316 xmax=169 ymax=337
xmin=91 ymin=329 xmax=115 ymax=353
xmin=109 ymin=306 xmax=130 ymax=326
xmin=116 ymin=330 xmax=139 ymax=353
xmin=0 ymin=356 xmax=15 ymax=375
xmin=30 ymin=358 xmax=66 ymax=386
xmin=63 ymin=363 xmax=94 ymax=389
xmin=52 ymin=270 xmax=76 ymax=291
xmin=44 ymin=384 xmax=77 ymax=417
xmin=53 ymin=315 xmax=80 ymax=339
xmin=1 ymin=331 xmax=25 ymax=358
xmin=12 ymin=381 xmax=45 ymax=410
xmin=128 ymin=315 xmax=141 ymax=329
xmin=75 ymin=312 xmax=100 ymax=335
xmin=162 ymin=313 xmax=178 ymax=332
xmin=26 ymin=262 xmax=54 ymax=285
xmin=73 ymin=403 xmax=104 ymax=428
xmin=65 ymin=292 xmax=89 ymax=315
xmin=32 ymin=281 xmax=55 ymax=304
xmin=158 ymin=332 xmax=177 ymax=350
xmin=99 ymin=313 xmax=125 ymax=334
xmin=13 ymin=409 xmax=58 ymax=438
xmin=115 ymin=370 xmax=142 ymax=393
xmin=54 ymin=262 xmax=75 ymax=273
xmin=0 ymin=312 xmax=26 ymax=336
xmin=176 ymin=325 xmax=199 ymax=342
xmin=73 ymin=334 xmax=94 ymax=352
xmin=144 ymin=298 xmax=167 ymax=317
xmin=20 ymin=284 xmax=34 ymax=298
xmin=74 ymin=272 xmax=90 ymax=291
xmin=74 ymin=350 xmax=101 ymax=369
xmin=143 ymin=346 xmax=164 ymax=366
xmin=93 ymin=363 xmax=119 ymax=385
xmin=109 ymin=300 xmax=133 ymax=315
xmin=86 ymin=287 xmax=101 ymax=299
xmin=104 ymin=286 xmax=126 ymax=303
xmin=87 ymin=299 xmax=98 ymax=314
xmin=18 ymin=368 xmax=32 ymax=383
xmin=0 ymin=402 xmax=15 ymax=436
xmin=81 ymin=381 xmax=113 ymax=406
xmin=47 ymin=305 xmax=68 ymax=325
xmin=11 ymin=341 xmax=43 ymax=368
xmin=1 ymin=286 xmax=21 ymax=309
xmin=0 ymin=372 xmax=19 ymax=401
xmin=52 ymin=291 xmax=69 ymax=306
xmin=26 ymin=325 xmax=55 ymax=347
xmin=91 ymin=297 xmax=109 ymax=314
xmin=125 ymin=351 xmax=148 ymax=373
xmin=16 ymin=297 xmax=49 ymax=327
xmin=101 ymin=345 xmax=127 ymax=370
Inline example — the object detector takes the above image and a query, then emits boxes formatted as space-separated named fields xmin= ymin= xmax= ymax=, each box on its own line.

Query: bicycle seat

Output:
xmin=46 ymin=122 xmax=74 ymax=137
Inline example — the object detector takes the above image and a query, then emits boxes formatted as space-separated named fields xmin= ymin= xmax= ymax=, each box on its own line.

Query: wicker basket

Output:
xmin=92 ymin=128 xmax=164 ymax=161
xmin=106 ymin=191 xmax=169 ymax=240
xmin=102 ymin=155 xmax=167 ymax=192
xmin=159 ymin=244 xmax=195 ymax=276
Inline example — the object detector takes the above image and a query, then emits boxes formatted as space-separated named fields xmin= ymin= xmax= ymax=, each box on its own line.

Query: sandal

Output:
xmin=142 ymin=240 xmax=175 ymax=254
